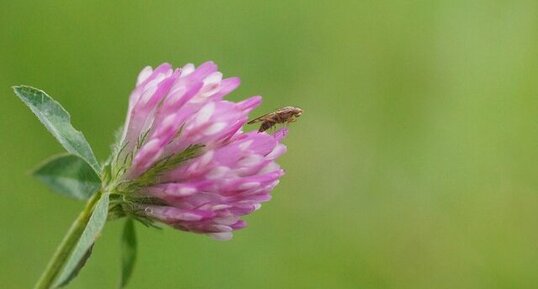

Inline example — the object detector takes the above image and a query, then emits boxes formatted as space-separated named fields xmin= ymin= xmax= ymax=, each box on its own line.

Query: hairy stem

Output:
xmin=33 ymin=192 xmax=101 ymax=289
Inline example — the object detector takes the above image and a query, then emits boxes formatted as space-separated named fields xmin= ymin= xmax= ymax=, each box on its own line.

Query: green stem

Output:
xmin=33 ymin=192 xmax=101 ymax=289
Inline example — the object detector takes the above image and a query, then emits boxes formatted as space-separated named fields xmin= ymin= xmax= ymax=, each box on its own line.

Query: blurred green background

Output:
xmin=1 ymin=1 xmax=538 ymax=288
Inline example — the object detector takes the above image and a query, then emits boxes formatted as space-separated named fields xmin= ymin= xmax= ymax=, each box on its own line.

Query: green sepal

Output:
xmin=123 ymin=144 xmax=204 ymax=190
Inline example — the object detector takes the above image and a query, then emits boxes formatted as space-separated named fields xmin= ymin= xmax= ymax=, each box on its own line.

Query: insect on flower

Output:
xmin=14 ymin=61 xmax=297 ymax=289
xmin=248 ymin=106 xmax=303 ymax=132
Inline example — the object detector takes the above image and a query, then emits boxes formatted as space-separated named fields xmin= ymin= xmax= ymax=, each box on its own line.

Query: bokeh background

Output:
xmin=1 ymin=1 xmax=538 ymax=288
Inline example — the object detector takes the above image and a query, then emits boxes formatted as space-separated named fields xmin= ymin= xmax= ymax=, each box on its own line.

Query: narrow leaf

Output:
xmin=33 ymin=154 xmax=101 ymax=200
xmin=56 ymin=244 xmax=94 ymax=287
xmin=120 ymin=218 xmax=137 ymax=288
xmin=13 ymin=85 xmax=100 ymax=173
xmin=54 ymin=193 xmax=110 ymax=288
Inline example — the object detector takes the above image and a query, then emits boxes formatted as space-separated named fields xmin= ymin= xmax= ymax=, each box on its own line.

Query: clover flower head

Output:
xmin=105 ymin=62 xmax=287 ymax=240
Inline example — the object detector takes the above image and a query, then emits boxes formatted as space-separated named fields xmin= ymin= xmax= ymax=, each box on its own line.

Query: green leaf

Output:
xmin=120 ymin=218 xmax=137 ymax=288
xmin=13 ymin=85 xmax=100 ymax=173
xmin=33 ymin=154 xmax=101 ymax=200
xmin=54 ymin=193 xmax=110 ymax=288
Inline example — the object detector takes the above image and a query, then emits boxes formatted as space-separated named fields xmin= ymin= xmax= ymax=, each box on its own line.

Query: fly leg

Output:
xmin=258 ymin=121 xmax=276 ymax=132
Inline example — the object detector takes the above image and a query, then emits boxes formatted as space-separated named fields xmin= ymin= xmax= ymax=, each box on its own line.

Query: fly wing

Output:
xmin=247 ymin=112 xmax=272 ymax=124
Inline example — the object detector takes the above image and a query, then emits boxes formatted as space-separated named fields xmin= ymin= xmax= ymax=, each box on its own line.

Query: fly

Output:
xmin=247 ymin=106 xmax=303 ymax=132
